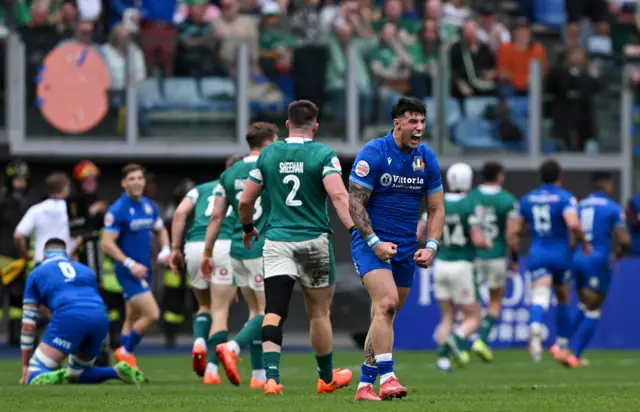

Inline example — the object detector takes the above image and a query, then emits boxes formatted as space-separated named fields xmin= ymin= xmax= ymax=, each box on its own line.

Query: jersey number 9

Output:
xmin=58 ymin=262 xmax=76 ymax=282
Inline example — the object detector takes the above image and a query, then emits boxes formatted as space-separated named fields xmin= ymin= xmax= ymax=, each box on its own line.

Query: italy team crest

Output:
xmin=144 ymin=203 xmax=153 ymax=215
xmin=412 ymin=156 xmax=425 ymax=171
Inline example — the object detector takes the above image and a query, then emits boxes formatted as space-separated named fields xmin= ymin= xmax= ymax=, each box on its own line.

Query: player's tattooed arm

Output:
xmin=425 ymin=190 xmax=444 ymax=244
xmin=348 ymin=181 xmax=374 ymax=238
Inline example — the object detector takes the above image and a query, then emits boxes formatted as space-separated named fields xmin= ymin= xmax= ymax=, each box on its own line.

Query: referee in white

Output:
xmin=13 ymin=172 xmax=76 ymax=264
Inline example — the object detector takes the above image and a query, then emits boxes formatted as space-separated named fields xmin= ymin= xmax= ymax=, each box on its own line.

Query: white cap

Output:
xmin=446 ymin=163 xmax=473 ymax=192
xmin=261 ymin=1 xmax=280 ymax=15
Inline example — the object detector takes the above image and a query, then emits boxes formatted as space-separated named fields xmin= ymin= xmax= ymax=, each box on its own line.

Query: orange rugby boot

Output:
xmin=250 ymin=377 xmax=266 ymax=389
xmin=114 ymin=346 xmax=137 ymax=369
xmin=264 ymin=378 xmax=283 ymax=395
xmin=192 ymin=342 xmax=207 ymax=377
xmin=354 ymin=385 xmax=382 ymax=401
xmin=215 ymin=343 xmax=240 ymax=386
xmin=379 ymin=377 xmax=408 ymax=400
xmin=317 ymin=368 xmax=353 ymax=393
xmin=203 ymin=371 xmax=222 ymax=385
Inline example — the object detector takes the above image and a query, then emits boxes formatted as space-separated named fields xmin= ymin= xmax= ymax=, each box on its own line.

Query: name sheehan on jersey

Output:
xmin=279 ymin=162 xmax=304 ymax=174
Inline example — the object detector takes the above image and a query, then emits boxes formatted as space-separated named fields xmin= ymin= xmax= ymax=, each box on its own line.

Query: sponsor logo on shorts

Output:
xmin=254 ymin=273 xmax=264 ymax=284
xmin=355 ymin=160 xmax=370 ymax=177
xmin=53 ymin=337 xmax=71 ymax=349
xmin=219 ymin=268 xmax=229 ymax=277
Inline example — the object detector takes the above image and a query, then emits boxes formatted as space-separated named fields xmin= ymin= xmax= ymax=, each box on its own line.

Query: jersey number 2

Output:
xmin=283 ymin=175 xmax=302 ymax=207
xmin=58 ymin=262 xmax=76 ymax=282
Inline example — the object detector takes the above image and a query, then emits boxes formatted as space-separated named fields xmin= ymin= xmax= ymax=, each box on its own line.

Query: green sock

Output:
xmin=250 ymin=319 xmax=264 ymax=371
xmin=193 ymin=313 xmax=212 ymax=341
xmin=264 ymin=351 xmax=281 ymax=383
xmin=436 ymin=344 xmax=450 ymax=358
xmin=315 ymin=352 xmax=333 ymax=384
xmin=207 ymin=330 xmax=228 ymax=366
xmin=479 ymin=315 xmax=498 ymax=343
xmin=454 ymin=333 xmax=466 ymax=350
xmin=233 ymin=314 xmax=264 ymax=349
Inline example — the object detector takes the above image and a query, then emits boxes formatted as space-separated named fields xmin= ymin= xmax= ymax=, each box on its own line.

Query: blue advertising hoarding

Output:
xmin=394 ymin=257 xmax=640 ymax=350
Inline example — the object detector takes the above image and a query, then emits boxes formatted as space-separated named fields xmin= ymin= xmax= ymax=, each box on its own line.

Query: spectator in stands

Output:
xmin=401 ymin=0 xmax=419 ymax=21
xmin=290 ymin=0 xmax=322 ymax=41
xmin=109 ymin=0 xmax=178 ymax=77
xmin=372 ymin=0 xmax=418 ymax=45
xmin=370 ymin=21 xmax=412 ymax=109
xmin=319 ymin=0 xmax=342 ymax=32
xmin=442 ymin=0 xmax=471 ymax=28
xmin=102 ymin=24 xmax=147 ymax=90
xmin=408 ymin=19 xmax=440 ymax=98
xmin=547 ymin=47 xmax=601 ymax=152
xmin=51 ymin=1 xmax=79 ymax=38
xmin=74 ymin=20 xmax=96 ymax=45
xmin=259 ymin=3 xmax=294 ymax=76
xmin=476 ymin=5 xmax=510 ymax=54
xmin=325 ymin=21 xmax=375 ymax=123
xmin=336 ymin=0 xmax=375 ymax=40
xmin=174 ymin=0 xmax=220 ymax=24
xmin=213 ymin=0 xmax=261 ymax=77
xmin=565 ymin=0 xmax=610 ymax=45
xmin=424 ymin=0 xmax=458 ymax=43
xmin=611 ymin=2 xmax=640 ymax=58
xmin=496 ymin=17 xmax=547 ymax=97
xmin=450 ymin=19 xmax=496 ymax=99
xmin=175 ymin=3 xmax=217 ymax=77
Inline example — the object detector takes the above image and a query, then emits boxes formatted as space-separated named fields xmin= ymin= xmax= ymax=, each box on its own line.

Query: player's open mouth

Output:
xmin=411 ymin=133 xmax=422 ymax=142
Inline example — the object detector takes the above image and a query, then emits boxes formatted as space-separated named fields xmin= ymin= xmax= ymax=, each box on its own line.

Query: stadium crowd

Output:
xmin=0 ymin=0 xmax=638 ymax=150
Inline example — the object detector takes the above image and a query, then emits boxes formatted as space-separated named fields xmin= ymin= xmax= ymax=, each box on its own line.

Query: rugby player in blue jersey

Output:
xmin=101 ymin=164 xmax=171 ymax=368
xmin=511 ymin=159 xmax=591 ymax=363
xmin=563 ymin=172 xmax=630 ymax=367
xmin=348 ymin=97 xmax=444 ymax=401
xmin=20 ymin=238 xmax=147 ymax=385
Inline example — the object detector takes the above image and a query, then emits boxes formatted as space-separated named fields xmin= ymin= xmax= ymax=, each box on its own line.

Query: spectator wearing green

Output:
xmin=408 ymin=19 xmax=440 ymax=98
xmin=424 ymin=0 xmax=458 ymax=44
xmin=371 ymin=0 xmax=419 ymax=46
xmin=369 ymin=21 xmax=412 ymax=103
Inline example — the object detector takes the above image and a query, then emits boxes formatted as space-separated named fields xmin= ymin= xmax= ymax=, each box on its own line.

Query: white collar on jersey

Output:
xmin=478 ymin=184 xmax=501 ymax=194
xmin=286 ymin=137 xmax=312 ymax=143
xmin=243 ymin=155 xmax=259 ymax=162
xmin=445 ymin=192 xmax=466 ymax=201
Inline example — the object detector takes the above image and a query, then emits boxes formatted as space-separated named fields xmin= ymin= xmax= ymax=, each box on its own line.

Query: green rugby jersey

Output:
xmin=247 ymin=137 xmax=342 ymax=242
xmin=467 ymin=184 xmax=518 ymax=259
xmin=184 ymin=180 xmax=235 ymax=243
xmin=438 ymin=192 xmax=480 ymax=262
xmin=217 ymin=156 xmax=271 ymax=260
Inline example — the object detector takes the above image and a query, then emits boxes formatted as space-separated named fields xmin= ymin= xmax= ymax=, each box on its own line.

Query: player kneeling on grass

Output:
xmin=170 ymin=154 xmax=244 ymax=383
xmin=562 ymin=172 xmax=631 ymax=367
xmin=237 ymin=100 xmax=355 ymax=395
xmin=19 ymin=238 xmax=148 ymax=386
xmin=432 ymin=163 xmax=492 ymax=371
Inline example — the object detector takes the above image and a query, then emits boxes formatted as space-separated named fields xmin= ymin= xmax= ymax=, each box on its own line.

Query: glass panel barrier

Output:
xmin=22 ymin=23 xmax=127 ymax=140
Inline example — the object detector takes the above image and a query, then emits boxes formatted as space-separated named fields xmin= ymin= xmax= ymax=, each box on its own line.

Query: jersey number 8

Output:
xmin=58 ymin=262 xmax=76 ymax=282
xmin=532 ymin=204 xmax=551 ymax=234
xmin=235 ymin=192 xmax=263 ymax=220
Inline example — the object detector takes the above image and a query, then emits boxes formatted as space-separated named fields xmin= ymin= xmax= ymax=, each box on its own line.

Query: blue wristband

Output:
xmin=425 ymin=238 xmax=439 ymax=253
xmin=366 ymin=234 xmax=381 ymax=249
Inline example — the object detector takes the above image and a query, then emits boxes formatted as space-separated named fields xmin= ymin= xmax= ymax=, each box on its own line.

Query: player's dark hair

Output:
xmin=287 ymin=100 xmax=319 ymax=129
xmin=246 ymin=122 xmax=278 ymax=149
xmin=481 ymin=162 xmax=504 ymax=183
xmin=391 ymin=97 xmax=426 ymax=120
xmin=121 ymin=163 xmax=145 ymax=180
xmin=44 ymin=237 xmax=67 ymax=250
xmin=539 ymin=159 xmax=561 ymax=184
xmin=591 ymin=171 xmax=612 ymax=184
xmin=226 ymin=154 xmax=245 ymax=169
xmin=44 ymin=172 xmax=70 ymax=196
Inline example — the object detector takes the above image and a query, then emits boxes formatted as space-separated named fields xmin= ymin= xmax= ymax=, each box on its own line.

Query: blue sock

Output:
xmin=571 ymin=307 xmax=586 ymax=337
xmin=556 ymin=303 xmax=571 ymax=349
xmin=529 ymin=304 xmax=545 ymax=327
xmin=78 ymin=367 xmax=119 ymax=384
xmin=359 ymin=364 xmax=378 ymax=385
xmin=27 ymin=369 xmax=49 ymax=384
xmin=119 ymin=333 xmax=129 ymax=348
xmin=570 ymin=315 xmax=599 ymax=358
xmin=124 ymin=330 xmax=142 ymax=353
xmin=377 ymin=360 xmax=394 ymax=377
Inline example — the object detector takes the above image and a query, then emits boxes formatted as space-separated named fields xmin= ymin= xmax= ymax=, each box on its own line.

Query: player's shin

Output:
xmin=206 ymin=329 xmax=228 ymax=376
xmin=229 ymin=314 xmax=264 ymax=353
xmin=571 ymin=303 xmax=587 ymax=336
xmin=193 ymin=312 xmax=212 ymax=346
xmin=529 ymin=284 xmax=551 ymax=335
xmin=262 ymin=317 xmax=283 ymax=384
xmin=68 ymin=355 xmax=117 ymax=384
xmin=569 ymin=309 xmax=600 ymax=359
xmin=555 ymin=302 xmax=572 ymax=350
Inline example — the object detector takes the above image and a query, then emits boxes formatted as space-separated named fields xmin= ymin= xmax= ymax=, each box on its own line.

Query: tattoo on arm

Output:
xmin=348 ymin=182 xmax=374 ymax=238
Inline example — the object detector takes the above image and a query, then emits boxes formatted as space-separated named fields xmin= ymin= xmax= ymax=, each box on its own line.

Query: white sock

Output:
xmin=206 ymin=363 xmax=218 ymax=375
xmin=530 ymin=322 xmax=542 ymax=337
xmin=226 ymin=340 xmax=241 ymax=355
xmin=358 ymin=382 xmax=372 ymax=389
xmin=556 ymin=337 xmax=569 ymax=349
xmin=194 ymin=337 xmax=206 ymax=349
xmin=120 ymin=347 xmax=129 ymax=355
xmin=375 ymin=353 xmax=395 ymax=384
xmin=252 ymin=369 xmax=266 ymax=381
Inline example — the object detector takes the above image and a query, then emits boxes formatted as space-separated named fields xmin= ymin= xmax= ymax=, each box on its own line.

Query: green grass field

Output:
xmin=1 ymin=350 xmax=639 ymax=412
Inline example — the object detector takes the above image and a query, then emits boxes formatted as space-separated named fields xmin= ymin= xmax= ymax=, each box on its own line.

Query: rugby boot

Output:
xmin=317 ymin=368 xmax=353 ymax=393
xmin=216 ymin=343 xmax=241 ymax=386
xmin=264 ymin=378 xmax=283 ymax=395
xmin=250 ymin=377 xmax=266 ymax=389
xmin=29 ymin=368 xmax=68 ymax=385
xmin=471 ymin=339 xmax=494 ymax=362
xmin=203 ymin=371 xmax=222 ymax=385
xmin=115 ymin=361 xmax=149 ymax=385
xmin=192 ymin=342 xmax=207 ymax=377
xmin=114 ymin=346 xmax=138 ymax=369
xmin=563 ymin=354 xmax=585 ymax=368
xmin=379 ymin=377 xmax=408 ymax=400
xmin=354 ymin=385 xmax=382 ymax=401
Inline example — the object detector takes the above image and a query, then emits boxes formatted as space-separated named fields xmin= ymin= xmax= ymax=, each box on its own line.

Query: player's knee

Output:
xmin=264 ymin=290 xmax=291 ymax=323
xmin=376 ymin=295 xmax=399 ymax=319
xmin=28 ymin=348 xmax=60 ymax=373
xmin=531 ymin=286 xmax=551 ymax=311
xmin=68 ymin=355 xmax=95 ymax=379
